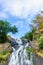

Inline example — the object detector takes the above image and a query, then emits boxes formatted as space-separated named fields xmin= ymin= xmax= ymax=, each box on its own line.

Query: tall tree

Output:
xmin=0 ymin=20 xmax=18 ymax=43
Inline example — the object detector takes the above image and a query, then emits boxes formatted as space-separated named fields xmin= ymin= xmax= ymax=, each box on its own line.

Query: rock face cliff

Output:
xmin=29 ymin=41 xmax=43 ymax=65
xmin=33 ymin=53 xmax=43 ymax=65
xmin=0 ymin=42 xmax=12 ymax=52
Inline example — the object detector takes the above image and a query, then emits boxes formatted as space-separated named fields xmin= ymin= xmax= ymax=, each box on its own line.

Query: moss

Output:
xmin=26 ymin=47 xmax=32 ymax=59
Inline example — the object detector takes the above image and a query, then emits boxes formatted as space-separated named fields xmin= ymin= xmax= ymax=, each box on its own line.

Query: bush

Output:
xmin=39 ymin=38 xmax=43 ymax=49
xmin=34 ymin=34 xmax=40 ymax=40
xmin=0 ymin=50 xmax=12 ymax=63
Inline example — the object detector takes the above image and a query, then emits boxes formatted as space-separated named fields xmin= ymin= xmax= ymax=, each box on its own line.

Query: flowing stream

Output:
xmin=8 ymin=42 xmax=33 ymax=65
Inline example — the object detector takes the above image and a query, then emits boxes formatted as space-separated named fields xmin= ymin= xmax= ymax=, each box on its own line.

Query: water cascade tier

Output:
xmin=8 ymin=39 xmax=33 ymax=65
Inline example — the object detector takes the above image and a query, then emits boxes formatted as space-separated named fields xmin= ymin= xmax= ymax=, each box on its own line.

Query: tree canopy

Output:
xmin=0 ymin=20 xmax=18 ymax=43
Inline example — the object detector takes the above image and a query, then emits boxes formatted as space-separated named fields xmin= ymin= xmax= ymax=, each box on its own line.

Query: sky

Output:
xmin=0 ymin=0 xmax=43 ymax=38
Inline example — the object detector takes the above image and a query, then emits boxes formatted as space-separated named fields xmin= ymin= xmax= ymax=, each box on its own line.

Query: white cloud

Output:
xmin=0 ymin=0 xmax=43 ymax=18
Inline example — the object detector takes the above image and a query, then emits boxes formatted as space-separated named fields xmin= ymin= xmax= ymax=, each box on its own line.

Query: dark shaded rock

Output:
xmin=33 ymin=53 xmax=43 ymax=65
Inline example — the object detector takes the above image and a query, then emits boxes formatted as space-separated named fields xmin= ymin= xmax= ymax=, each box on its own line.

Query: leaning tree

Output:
xmin=0 ymin=20 xmax=18 ymax=43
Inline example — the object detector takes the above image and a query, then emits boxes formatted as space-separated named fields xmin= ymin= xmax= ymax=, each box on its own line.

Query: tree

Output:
xmin=0 ymin=20 xmax=18 ymax=43
xmin=32 ymin=11 xmax=43 ymax=30
xmin=23 ymin=29 xmax=34 ymax=41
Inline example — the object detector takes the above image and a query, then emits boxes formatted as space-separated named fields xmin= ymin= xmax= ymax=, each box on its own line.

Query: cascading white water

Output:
xmin=8 ymin=42 xmax=33 ymax=65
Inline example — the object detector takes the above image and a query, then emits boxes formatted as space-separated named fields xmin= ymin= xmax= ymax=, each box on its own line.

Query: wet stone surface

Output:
xmin=33 ymin=54 xmax=43 ymax=65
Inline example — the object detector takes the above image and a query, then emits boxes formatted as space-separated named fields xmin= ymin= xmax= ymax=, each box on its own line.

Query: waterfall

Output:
xmin=8 ymin=41 xmax=33 ymax=65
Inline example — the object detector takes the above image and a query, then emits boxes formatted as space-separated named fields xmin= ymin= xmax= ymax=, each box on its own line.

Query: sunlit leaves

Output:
xmin=0 ymin=20 xmax=18 ymax=43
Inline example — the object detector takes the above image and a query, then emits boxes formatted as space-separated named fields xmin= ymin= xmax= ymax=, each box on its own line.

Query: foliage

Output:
xmin=26 ymin=47 xmax=32 ymax=59
xmin=39 ymin=38 xmax=43 ymax=49
xmin=24 ymin=32 xmax=33 ymax=41
xmin=0 ymin=20 xmax=18 ymax=43
xmin=0 ymin=50 xmax=12 ymax=55
xmin=34 ymin=34 xmax=41 ymax=39
xmin=0 ymin=50 xmax=12 ymax=63
xmin=24 ymin=29 xmax=35 ymax=41
xmin=32 ymin=11 xmax=43 ymax=30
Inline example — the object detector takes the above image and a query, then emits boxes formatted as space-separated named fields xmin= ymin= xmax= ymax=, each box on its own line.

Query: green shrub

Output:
xmin=0 ymin=50 xmax=12 ymax=63
xmin=34 ymin=34 xmax=40 ymax=39
xmin=26 ymin=47 xmax=32 ymax=59
xmin=0 ymin=50 xmax=12 ymax=55
xmin=0 ymin=57 xmax=5 ymax=61
xmin=39 ymin=38 xmax=43 ymax=49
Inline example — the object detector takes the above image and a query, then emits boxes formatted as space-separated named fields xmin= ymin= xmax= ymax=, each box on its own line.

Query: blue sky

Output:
xmin=0 ymin=0 xmax=43 ymax=38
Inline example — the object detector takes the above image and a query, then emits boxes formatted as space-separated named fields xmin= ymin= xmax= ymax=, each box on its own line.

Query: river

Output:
xmin=8 ymin=41 xmax=33 ymax=65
